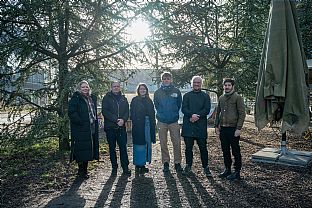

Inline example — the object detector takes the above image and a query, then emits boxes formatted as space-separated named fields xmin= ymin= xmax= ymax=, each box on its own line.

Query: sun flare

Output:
xmin=127 ymin=19 xmax=151 ymax=42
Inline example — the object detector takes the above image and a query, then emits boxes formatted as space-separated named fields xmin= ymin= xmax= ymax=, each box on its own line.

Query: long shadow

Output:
xmin=109 ymin=174 xmax=130 ymax=207
xmin=187 ymin=174 xmax=221 ymax=207
xmin=94 ymin=172 xmax=117 ymax=207
xmin=209 ymin=177 xmax=292 ymax=207
xmin=130 ymin=176 xmax=158 ymax=208
xmin=240 ymin=137 xmax=266 ymax=148
xmin=44 ymin=177 xmax=85 ymax=208
xmin=164 ymin=171 xmax=182 ymax=207
xmin=176 ymin=173 xmax=201 ymax=208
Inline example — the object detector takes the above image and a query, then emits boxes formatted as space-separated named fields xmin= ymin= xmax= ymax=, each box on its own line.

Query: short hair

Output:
xmin=110 ymin=80 xmax=120 ymax=87
xmin=191 ymin=76 xmax=203 ymax=85
xmin=161 ymin=71 xmax=172 ymax=80
xmin=223 ymin=78 xmax=235 ymax=86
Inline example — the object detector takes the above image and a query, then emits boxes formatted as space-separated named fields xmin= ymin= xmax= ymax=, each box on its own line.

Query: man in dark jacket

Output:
xmin=154 ymin=72 xmax=183 ymax=172
xmin=215 ymin=78 xmax=246 ymax=180
xmin=182 ymin=76 xmax=212 ymax=177
xmin=102 ymin=81 xmax=131 ymax=175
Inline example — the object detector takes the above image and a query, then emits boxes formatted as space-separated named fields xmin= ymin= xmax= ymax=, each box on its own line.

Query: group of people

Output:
xmin=68 ymin=72 xmax=246 ymax=181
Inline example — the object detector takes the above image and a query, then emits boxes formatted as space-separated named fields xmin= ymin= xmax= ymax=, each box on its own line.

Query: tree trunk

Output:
xmin=58 ymin=58 xmax=70 ymax=151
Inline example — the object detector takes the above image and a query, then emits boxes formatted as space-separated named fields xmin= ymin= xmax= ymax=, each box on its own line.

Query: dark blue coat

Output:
xmin=68 ymin=92 xmax=99 ymax=162
xmin=181 ymin=90 xmax=211 ymax=139
xmin=130 ymin=96 xmax=156 ymax=145
xmin=154 ymin=84 xmax=182 ymax=124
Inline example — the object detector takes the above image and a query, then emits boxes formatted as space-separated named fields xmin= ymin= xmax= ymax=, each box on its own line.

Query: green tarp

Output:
xmin=255 ymin=0 xmax=309 ymax=134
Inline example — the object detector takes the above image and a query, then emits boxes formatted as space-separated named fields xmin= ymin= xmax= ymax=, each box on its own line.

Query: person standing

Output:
xmin=68 ymin=80 xmax=99 ymax=179
xmin=215 ymin=78 xmax=246 ymax=180
xmin=154 ymin=72 xmax=183 ymax=172
xmin=102 ymin=81 xmax=131 ymax=175
xmin=181 ymin=76 xmax=212 ymax=176
xmin=130 ymin=83 xmax=156 ymax=175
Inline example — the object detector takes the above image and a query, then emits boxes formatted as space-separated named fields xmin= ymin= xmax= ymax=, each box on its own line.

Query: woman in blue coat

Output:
xmin=130 ymin=83 xmax=156 ymax=174
xmin=68 ymin=80 xmax=99 ymax=179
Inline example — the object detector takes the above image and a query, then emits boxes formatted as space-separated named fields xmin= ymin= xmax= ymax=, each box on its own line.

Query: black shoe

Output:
xmin=140 ymin=166 xmax=149 ymax=174
xmin=218 ymin=169 xmax=231 ymax=178
xmin=227 ymin=171 xmax=241 ymax=180
xmin=77 ymin=172 xmax=89 ymax=179
xmin=204 ymin=166 xmax=212 ymax=177
xmin=122 ymin=168 xmax=131 ymax=176
xmin=183 ymin=164 xmax=192 ymax=175
xmin=174 ymin=163 xmax=183 ymax=172
xmin=163 ymin=162 xmax=169 ymax=172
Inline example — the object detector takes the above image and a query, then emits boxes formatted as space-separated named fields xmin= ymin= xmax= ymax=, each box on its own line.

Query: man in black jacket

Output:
xmin=181 ymin=76 xmax=212 ymax=177
xmin=102 ymin=81 xmax=131 ymax=175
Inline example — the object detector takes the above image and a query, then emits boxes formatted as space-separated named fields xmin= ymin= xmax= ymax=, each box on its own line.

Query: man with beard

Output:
xmin=215 ymin=78 xmax=246 ymax=180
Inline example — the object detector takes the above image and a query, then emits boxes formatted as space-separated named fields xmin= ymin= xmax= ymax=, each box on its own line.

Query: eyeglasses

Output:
xmin=193 ymin=82 xmax=201 ymax=84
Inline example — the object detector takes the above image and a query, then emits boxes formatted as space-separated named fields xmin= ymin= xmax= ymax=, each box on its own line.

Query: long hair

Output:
xmin=136 ymin=83 xmax=150 ymax=99
xmin=76 ymin=80 xmax=91 ymax=95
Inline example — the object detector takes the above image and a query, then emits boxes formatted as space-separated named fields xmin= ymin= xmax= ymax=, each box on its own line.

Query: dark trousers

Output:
xmin=105 ymin=128 xmax=129 ymax=170
xmin=184 ymin=137 xmax=208 ymax=168
xmin=220 ymin=127 xmax=242 ymax=171
xmin=78 ymin=161 xmax=88 ymax=175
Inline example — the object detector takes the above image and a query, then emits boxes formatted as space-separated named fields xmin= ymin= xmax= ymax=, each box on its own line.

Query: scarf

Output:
xmin=82 ymin=94 xmax=96 ymax=124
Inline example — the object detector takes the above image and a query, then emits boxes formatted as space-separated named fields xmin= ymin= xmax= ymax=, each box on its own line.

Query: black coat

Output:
xmin=101 ymin=91 xmax=129 ymax=130
xmin=181 ymin=90 xmax=211 ymax=139
xmin=130 ymin=96 xmax=156 ymax=145
xmin=68 ymin=92 xmax=99 ymax=162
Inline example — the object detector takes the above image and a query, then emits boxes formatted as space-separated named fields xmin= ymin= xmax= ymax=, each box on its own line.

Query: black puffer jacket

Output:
xmin=101 ymin=91 xmax=129 ymax=130
xmin=181 ymin=90 xmax=211 ymax=139
xmin=68 ymin=92 xmax=99 ymax=162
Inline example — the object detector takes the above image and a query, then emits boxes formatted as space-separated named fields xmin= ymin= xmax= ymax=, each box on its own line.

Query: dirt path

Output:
xmin=30 ymin=119 xmax=312 ymax=208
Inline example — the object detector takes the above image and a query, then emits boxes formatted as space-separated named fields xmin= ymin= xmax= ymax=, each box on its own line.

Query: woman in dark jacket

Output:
xmin=68 ymin=80 xmax=99 ymax=179
xmin=130 ymin=83 xmax=156 ymax=175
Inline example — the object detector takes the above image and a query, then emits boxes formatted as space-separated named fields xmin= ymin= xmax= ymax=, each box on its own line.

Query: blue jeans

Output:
xmin=105 ymin=128 xmax=129 ymax=170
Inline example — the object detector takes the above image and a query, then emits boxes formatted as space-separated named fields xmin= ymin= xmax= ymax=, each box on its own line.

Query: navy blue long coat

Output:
xmin=130 ymin=96 xmax=156 ymax=145
xmin=181 ymin=90 xmax=211 ymax=139
xmin=68 ymin=92 xmax=99 ymax=162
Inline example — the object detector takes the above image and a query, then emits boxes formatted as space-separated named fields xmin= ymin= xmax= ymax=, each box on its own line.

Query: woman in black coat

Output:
xmin=68 ymin=80 xmax=99 ymax=179
xmin=130 ymin=83 xmax=156 ymax=175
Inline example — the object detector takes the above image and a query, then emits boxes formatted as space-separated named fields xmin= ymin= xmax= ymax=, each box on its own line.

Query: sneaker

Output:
xmin=204 ymin=166 xmax=212 ymax=177
xmin=227 ymin=171 xmax=241 ymax=180
xmin=218 ymin=169 xmax=231 ymax=178
xmin=174 ymin=163 xmax=183 ymax=172
xmin=163 ymin=162 xmax=169 ymax=172
xmin=183 ymin=164 xmax=192 ymax=175
xmin=122 ymin=168 xmax=131 ymax=176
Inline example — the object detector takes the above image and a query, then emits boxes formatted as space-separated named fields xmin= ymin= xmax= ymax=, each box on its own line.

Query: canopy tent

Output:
xmin=253 ymin=0 xmax=312 ymax=167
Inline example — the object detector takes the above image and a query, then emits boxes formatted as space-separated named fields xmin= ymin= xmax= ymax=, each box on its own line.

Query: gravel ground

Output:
xmin=23 ymin=117 xmax=312 ymax=207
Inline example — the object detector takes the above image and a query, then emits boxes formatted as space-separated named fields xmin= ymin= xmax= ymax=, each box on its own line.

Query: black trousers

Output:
xmin=220 ymin=127 xmax=242 ymax=171
xmin=78 ymin=161 xmax=88 ymax=175
xmin=105 ymin=128 xmax=129 ymax=170
xmin=184 ymin=137 xmax=208 ymax=168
